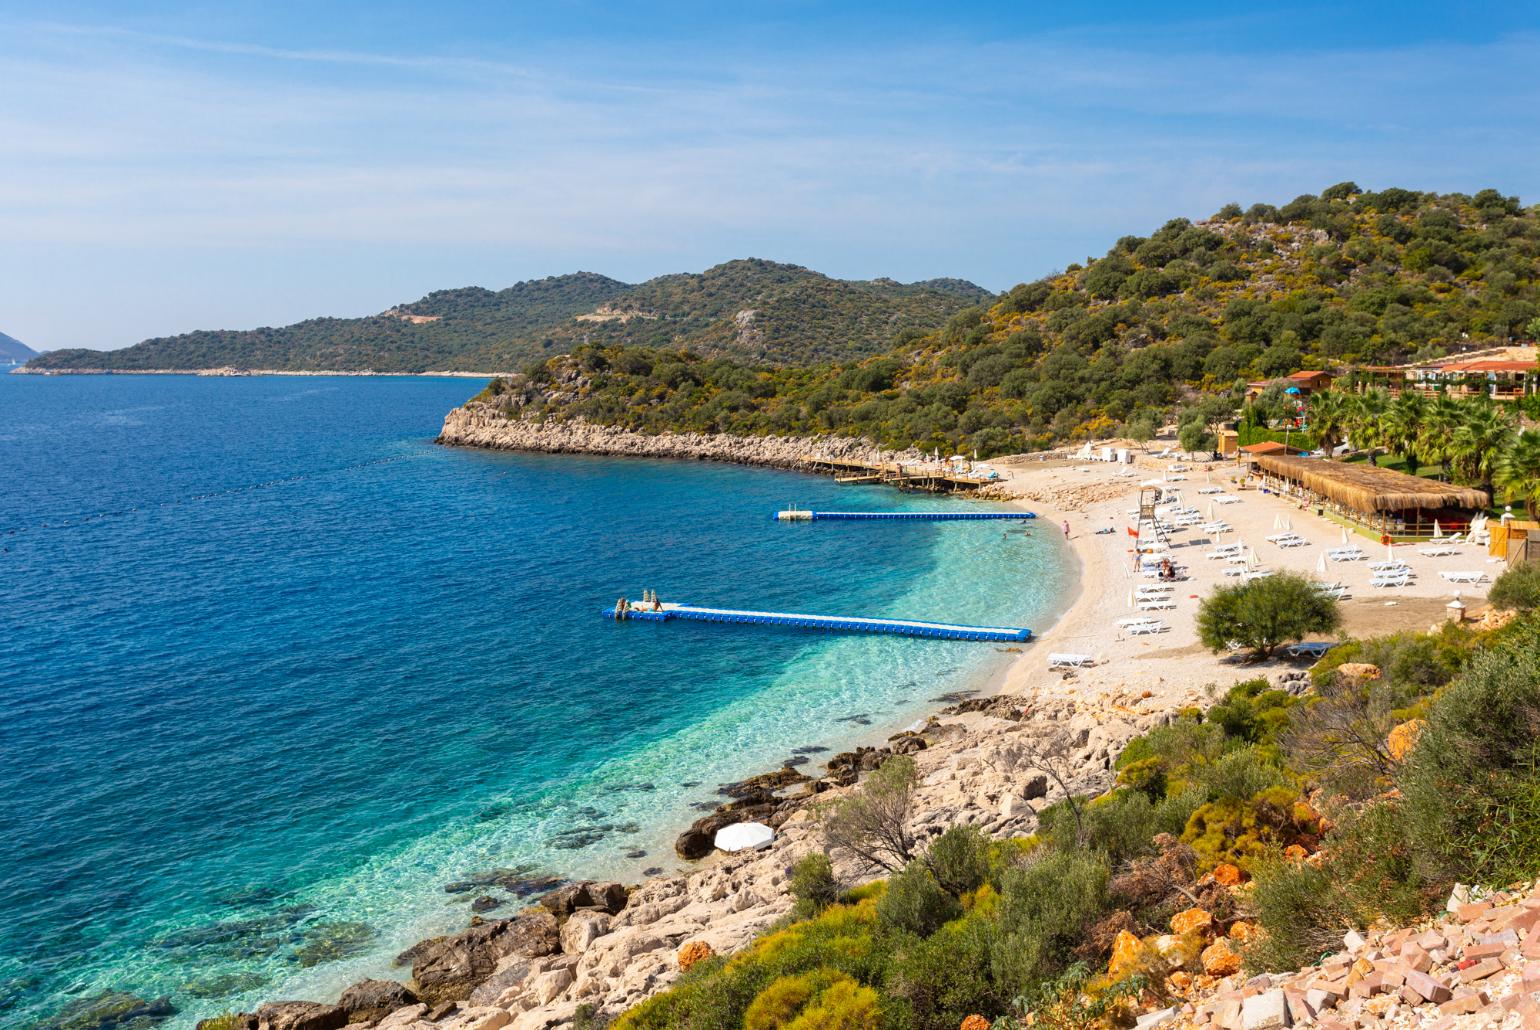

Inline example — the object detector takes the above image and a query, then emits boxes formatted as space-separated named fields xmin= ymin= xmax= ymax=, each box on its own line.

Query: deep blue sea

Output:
xmin=0 ymin=374 xmax=1074 ymax=1028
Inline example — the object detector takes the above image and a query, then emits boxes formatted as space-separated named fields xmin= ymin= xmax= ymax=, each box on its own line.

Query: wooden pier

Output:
xmin=608 ymin=600 xmax=1031 ymax=643
xmin=799 ymin=457 xmax=999 ymax=493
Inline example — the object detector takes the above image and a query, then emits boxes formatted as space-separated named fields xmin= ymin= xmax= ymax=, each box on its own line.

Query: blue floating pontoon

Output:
xmin=606 ymin=601 xmax=1031 ymax=643
xmin=773 ymin=510 xmax=1035 ymax=522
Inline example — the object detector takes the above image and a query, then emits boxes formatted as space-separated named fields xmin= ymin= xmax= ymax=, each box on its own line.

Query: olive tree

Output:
xmin=1197 ymin=572 xmax=1341 ymax=659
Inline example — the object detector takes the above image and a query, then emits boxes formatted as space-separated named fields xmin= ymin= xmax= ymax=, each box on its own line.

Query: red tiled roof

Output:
xmin=1287 ymin=370 xmax=1333 ymax=381
xmin=1240 ymin=441 xmax=1305 ymax=454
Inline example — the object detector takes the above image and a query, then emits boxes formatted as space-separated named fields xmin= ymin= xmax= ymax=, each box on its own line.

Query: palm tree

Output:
xmin=1451 ymin=402 xmax=1517 ymax=494
xmin=1418 ymin=394 xmax=1465 ymax=478
xmin=1383 ymin=392 xmax=1429 ymax=475
xmin=1495 ymin=428 xmax=1540 ymax=517
xmin=1346 ymin=387 xmax=1390 ymax=463
xmin=1307 ymin=388 xmax=1351 ymax=454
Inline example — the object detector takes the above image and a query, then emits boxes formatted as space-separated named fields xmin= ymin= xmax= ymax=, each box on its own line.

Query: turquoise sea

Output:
xmin=0 ymin=374 xmax=1074 ymax=1028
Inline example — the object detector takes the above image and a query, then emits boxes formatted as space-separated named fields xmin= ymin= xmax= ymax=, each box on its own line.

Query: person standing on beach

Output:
xmin=1062 ymin=519 xmax=1070 ymax=537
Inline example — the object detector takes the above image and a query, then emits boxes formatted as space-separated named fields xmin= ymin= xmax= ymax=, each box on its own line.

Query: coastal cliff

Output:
xmin=436 ymin=403 xmax=925 ymax=471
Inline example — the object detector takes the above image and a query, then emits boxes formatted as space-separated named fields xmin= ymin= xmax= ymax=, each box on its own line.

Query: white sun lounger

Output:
xmin=1440 ymin=571 xmax=1489 ymax=584
xmin=1328 ymin=547 xmax=1365 ymax=561
xmin=1117 ymin=615 xmax=1161 ymax=626
xmin=1198 ymin=486 xmax=1224 ymax=495
xmin=1241 ymin=569 xmax=1274 ymax=581
xmin=1369 ymin=560 xmax=1412 ymax=573
xmin=1285 ymin=642 xmax=1335 ymax=659
xmin=1277 ymin=536 xmax=1309 ymax=548
xmin=1371 ymin=573 xmax=1411 ymax=588
xmin=1418 ymin=545 xmax=1460 ymax=557
xmin=1213 ymin=494 xmax=1242 ymax=504
xmin=1048 ymin=653 xmax=1096 ymax=669
xmin=1138 ymin=598 xmax=1176 ymax=610
xmin=1127 ymin=621 xmax=1168 ymax=635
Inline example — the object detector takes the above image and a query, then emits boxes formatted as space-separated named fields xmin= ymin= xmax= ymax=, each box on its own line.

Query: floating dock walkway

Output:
xmin=774 ymin=509 xmax=1034 ymax=522
xmin=607 ymin=601 xmax=1032 ymax=643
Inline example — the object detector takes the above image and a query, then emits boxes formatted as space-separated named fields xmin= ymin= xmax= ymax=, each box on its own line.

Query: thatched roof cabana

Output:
xmin=1252 ymin=455 xmax=1488 ymax=513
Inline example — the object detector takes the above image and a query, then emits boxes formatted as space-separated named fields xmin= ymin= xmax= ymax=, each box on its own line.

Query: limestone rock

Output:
xmin=1386 ymin=718 xmax=1426 ymax=761
xmin=1170 ymin=907 xmax=1213 ymax=937
xmin=1109 ymin=929 xmax=1144 ymax=979
xmin=677 ymin=940 xmax=714 ymax=972
xmin=337 ymin=980 xmax=418 ymax=1023
xmin=254 ymin=1001 xmax=347 ymax=1030
xmin=411 ymin=914 xmax=560 ymax=1004
xmin=1201 ymin=938 xmax=1243 ymax=977
xmin=1335 ymin=662 xmax=1382 ymax=680
xmin=559 ymin=910 xmax=611 ymax=954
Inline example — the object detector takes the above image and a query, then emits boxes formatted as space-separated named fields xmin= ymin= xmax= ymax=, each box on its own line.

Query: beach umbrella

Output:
xmin=714 ymin=822 xmax=775 ymax=853
xmin=1316 ymin=551 xmax=1327 ymax=575
xmin=1433 ymin=520 xmax=1443 ymax=539
xmin=1207 ymin=502 xmax=1215 ymax=520
xmin=1341 ymin=527 xmax=1350 ymax=546
xmin=1284 ymin=515 xmax=1292 ymax=532
xmin=1127 ymin=588 xmax=1135 ymax=609
xmin=1386 ymin=540 xmax=1395 ymax=561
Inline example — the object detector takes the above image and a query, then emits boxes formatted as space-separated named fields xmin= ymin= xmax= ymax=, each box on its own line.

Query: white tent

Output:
xmin=714 ymin=822 xmax=775 ymax=853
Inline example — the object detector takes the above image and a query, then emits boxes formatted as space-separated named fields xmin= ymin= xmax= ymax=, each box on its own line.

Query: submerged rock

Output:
xmin=31 ymin=991 xmax=175 ymax=1030
xmin=291 ymin=921 xmax=374 ymax=968
xmin=441 ymin=868 xmax=562 ymax=899
xmin=181 ymin=971 xmax=269 ymax=999
xmin=470 ymin=895 xmax=501 ymax=913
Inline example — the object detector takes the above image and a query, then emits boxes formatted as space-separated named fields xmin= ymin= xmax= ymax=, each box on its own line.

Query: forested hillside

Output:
xmin=475 ymin=185 xmax=1540 ymax=455
xmin=25 ymin=261 xmax=991 ymax=374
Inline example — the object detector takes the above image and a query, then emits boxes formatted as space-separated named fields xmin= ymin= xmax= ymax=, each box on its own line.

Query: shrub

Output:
xmin=744 ymin=969 xmax=842 ymax=1030
xmin=789 ymin=853 xmax=840 ymax=919
xmin=1114 ymin=718 xmax=1225 ymax=799
xmin=1207 ymin=678 xmax=1297 ymax=745
xmin=923 ymin=826 xmax=991 ymax=898
xmin=1285 ymin=662 xmax=1424 ymax=800
xmin=1198 ymin=573 xmax=1342 ymax=658
xmin=877 ymin=862 xmax=961 ymax=937
xmin=819 ymin=755 xmax=919 ymax=873
xmin=784 ymin=976 xmax=880 ymax=1030
xmin=1489 ymin=562 xmax=1540 ymax=612
xmin=1190 ymin=746 xmax=1287 ymax=804
xmin=886 ymin=915 xmax=1001 ymax=1029
xmin=1399 ymin=627 xmax=1540 ymax=887
xmin=991 ymin=850 xmax=1110 ymax=998
xmin=1182 ymin=786 xmax=1311 ymax=872
xmin=1248 ymin=803 xmax=1425 ymax=971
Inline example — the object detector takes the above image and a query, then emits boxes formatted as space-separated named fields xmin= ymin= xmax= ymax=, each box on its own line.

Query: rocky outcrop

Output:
xmin=436 ymin=405 xmax=921 ymax=472
xmin=407 ymin=914 xmax=560 ymax=1004
xmin=337 ymin=980 xmax=418 ymax=1023
xmin=253 ymin=1001 xmax=347 ymax=1030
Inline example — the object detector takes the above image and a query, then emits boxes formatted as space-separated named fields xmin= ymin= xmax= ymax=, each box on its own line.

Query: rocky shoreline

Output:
xmin=204 ymin=684 xmax=1176 ymax=1030
xmin=435 ymin=403 xmax=928 ymax=473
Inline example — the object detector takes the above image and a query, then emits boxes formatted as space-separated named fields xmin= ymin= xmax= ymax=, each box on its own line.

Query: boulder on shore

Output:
xmin=409 ymin=913 xmax=560 ymax=1004
xmin=253 ymin=1001 xmax=347 ymax=1030
xmin=337 ymin=980 xmax=418 ymax=1023
xmin=537 ymin=880 xmax=628 ymax=917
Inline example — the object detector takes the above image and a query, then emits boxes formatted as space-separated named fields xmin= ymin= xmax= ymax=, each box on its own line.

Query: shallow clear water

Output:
xmin=0 ymin=374 xmax=1073 ymax=1028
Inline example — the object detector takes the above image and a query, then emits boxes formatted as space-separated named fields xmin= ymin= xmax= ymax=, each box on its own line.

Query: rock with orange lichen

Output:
xmin=1387 ymin=718 xmax=1426 ymax=762
xmin=1283 ymin=844 xmax=1309 ymax=862
xmin=676 ymin=940 xmax=713 ymax=972
xmin=1169 ymin=908 xmax=1213 ymax=937
xmin=1167 ymin=970 xmax=1194 ymax=993
xmin=1108 ymin=929 xmax=1144 ymax=979
xmin=960 ymin=1016 xmax=991 ymax=1030
xmin=1200 ymin=938 xmax=1242 ymax=977
xmin=1335 ymin=662 xmax=1381 ymax=680
xmin=1227 ymin=920 xmax=1261 ymax=943
xmin=1210 ymin=863 xmax=1245 ymax=887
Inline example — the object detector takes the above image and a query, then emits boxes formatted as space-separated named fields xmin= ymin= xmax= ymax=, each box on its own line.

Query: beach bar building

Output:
xmin=1249 ymin=454 xmax=1489 ymax=540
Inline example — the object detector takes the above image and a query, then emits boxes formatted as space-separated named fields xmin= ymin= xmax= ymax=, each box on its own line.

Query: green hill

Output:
xmin=473 ymin=185 xmax=1540 ymax=455
xmin=26 ymin=261 xmax=992 ymax=374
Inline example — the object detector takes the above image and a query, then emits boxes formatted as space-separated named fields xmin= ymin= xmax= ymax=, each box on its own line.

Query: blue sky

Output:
xmin=3 ymin=1 xmax=1539 ymax=351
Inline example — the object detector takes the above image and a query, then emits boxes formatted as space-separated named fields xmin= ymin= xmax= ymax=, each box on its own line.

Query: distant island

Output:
xmin=0 ymin=330 xmax=37 ymax=365
xmin=18 ymin=259 xmax=992 ymax=375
